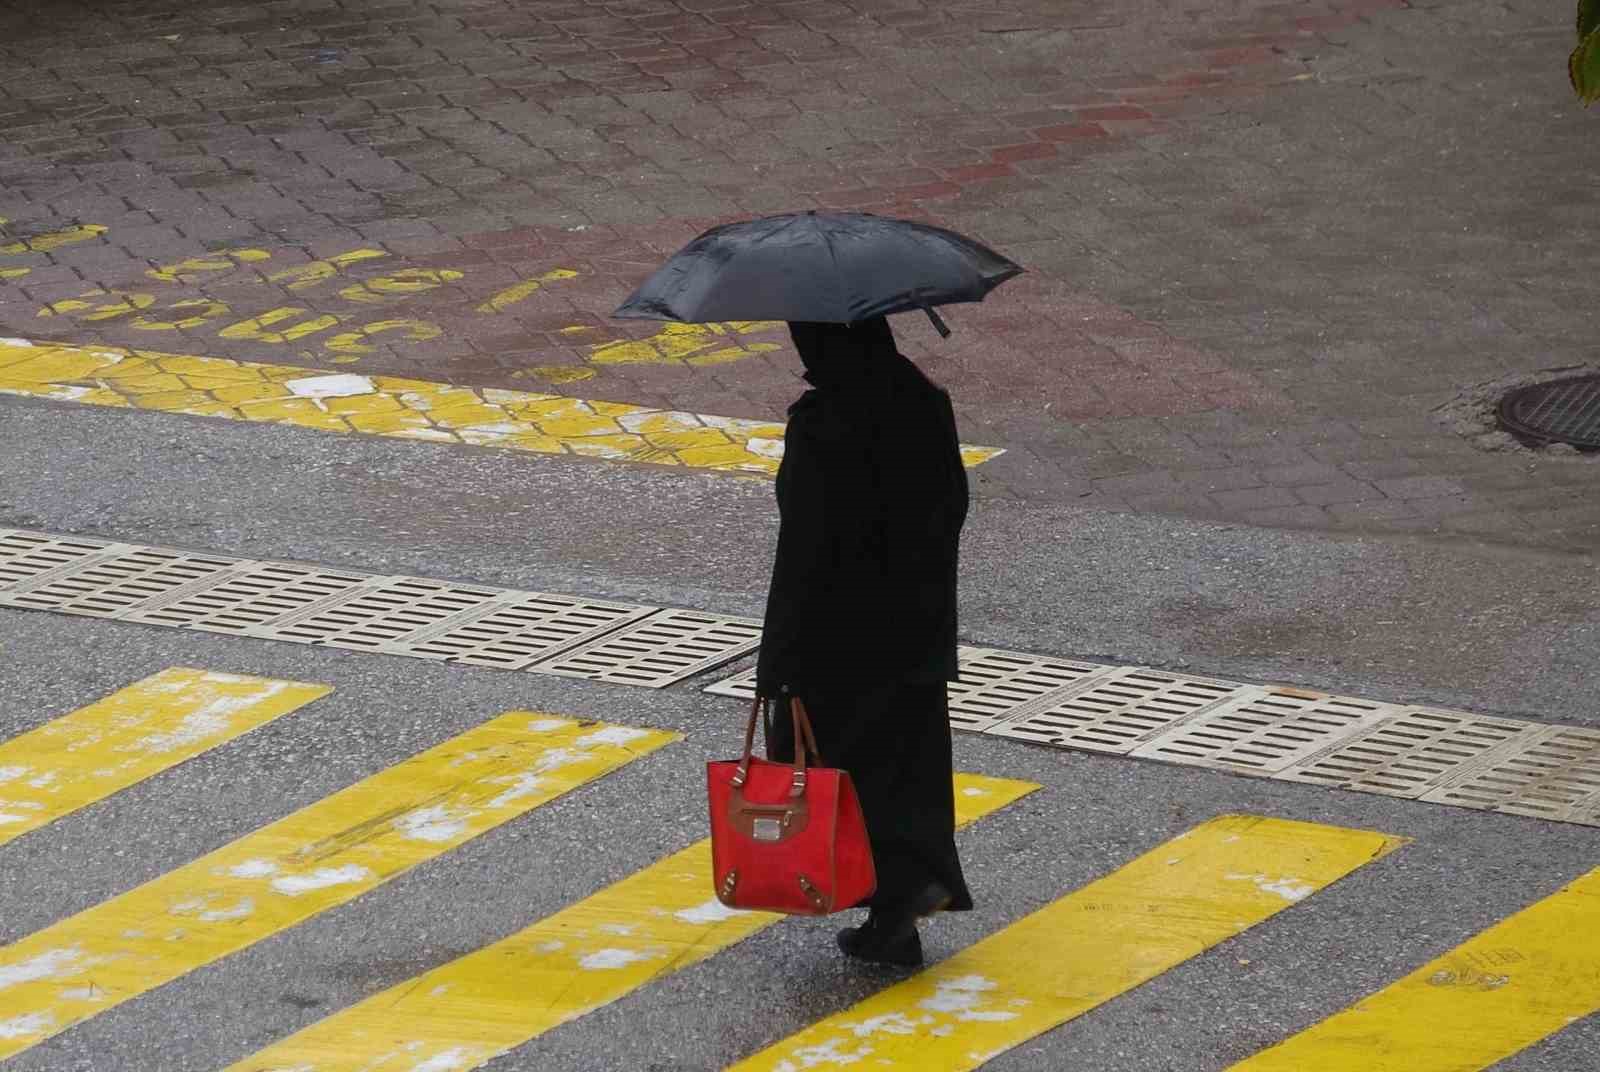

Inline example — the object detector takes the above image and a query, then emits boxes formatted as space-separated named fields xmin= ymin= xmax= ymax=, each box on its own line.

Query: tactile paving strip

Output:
xmin=1130 ymin=688 xmax=1399 ymax=775
xmin=986 ymin=668 xmax=1253 ymax=754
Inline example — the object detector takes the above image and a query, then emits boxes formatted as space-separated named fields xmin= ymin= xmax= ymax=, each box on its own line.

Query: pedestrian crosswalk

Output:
xmin=730 ymin=816 xmax=1403 ymax=1072
xmin=0 ymin=667 xmax=328 ymax=848
xmin=1 ymin=667 xmax=1597 ymax=1071
xmin=0 ymin=698 xmax=676 ymax=1061
xmin=1227 ymin=866 xmax=1600 ymax=1071
xmin=228 ymin=775 xmax=1034 ymax=1072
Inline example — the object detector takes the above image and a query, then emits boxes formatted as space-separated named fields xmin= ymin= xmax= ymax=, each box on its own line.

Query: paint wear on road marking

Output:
xmin=1228 ymin=864 xmax=1600 ymax=1071
xmin=730 ymin=815 xmax=1405 ymax=1072
xmin=225 ymin=774 xmax=1038 ymax=1072
xmin=0 ymin=713 xmax=676 ymax=1061
xmin=0 ymin=667 xmax=328 ymax=847
xmin=0 ymin=338 xmax=1005 ymax=474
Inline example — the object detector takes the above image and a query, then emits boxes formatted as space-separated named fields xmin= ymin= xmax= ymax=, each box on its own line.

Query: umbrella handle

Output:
xmin=922 ymin=305 xmax=952 ymax=339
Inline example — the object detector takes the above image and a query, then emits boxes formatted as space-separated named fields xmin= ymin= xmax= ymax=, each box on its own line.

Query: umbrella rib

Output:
xmin=816 ymin=215 xmax=847 ymax=322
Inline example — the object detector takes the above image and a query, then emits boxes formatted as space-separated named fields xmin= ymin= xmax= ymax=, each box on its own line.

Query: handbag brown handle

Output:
xmin=731 ymin=696 xmax=822 ymax=798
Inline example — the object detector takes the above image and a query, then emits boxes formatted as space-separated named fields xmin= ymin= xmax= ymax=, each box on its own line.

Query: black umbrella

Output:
xmin=612 ymin=211 xmax=1022 ymax=337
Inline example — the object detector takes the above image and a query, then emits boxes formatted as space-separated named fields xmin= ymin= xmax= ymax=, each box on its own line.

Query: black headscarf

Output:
xmin=787 ymin=318 xmax=898 ymax=392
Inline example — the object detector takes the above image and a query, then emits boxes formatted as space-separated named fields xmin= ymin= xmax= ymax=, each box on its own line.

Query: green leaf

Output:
xmin=1581 ymin=0 xmax=1600 ymax=41
xmin=1573 ymin=28 xmax=1600 ymax=104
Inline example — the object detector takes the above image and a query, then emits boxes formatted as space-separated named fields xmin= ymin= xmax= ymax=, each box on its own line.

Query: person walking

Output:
xmin=756 ymin=316 xmax=972 ymax=968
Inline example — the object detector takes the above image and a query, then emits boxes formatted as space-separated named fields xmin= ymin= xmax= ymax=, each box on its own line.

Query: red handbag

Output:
xmin=707 ymin=696 xmax=876 ymax=915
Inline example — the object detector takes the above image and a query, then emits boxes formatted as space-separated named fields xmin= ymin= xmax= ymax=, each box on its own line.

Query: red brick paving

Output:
xmin=2 ymin=0 xmax=1597 ymax=551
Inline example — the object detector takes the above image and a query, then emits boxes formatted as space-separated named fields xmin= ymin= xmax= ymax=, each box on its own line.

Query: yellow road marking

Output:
xmin=0 ymin=224 xmax=107 ymax=256
xmin=337 ymin=268 xmax=464 ymax=305
xmin=224 ymin=774 xmax=1037 ymax=1072
xmin=0 ymin=713 xmax=677 ymax=1061
xmin=147 ymin=250 xmax=272 ymax=284
xmin=0 ymin=668 xmax=328 ymax=848
xmin=0 ymin=268 xmax=31 ymax=280
xmin=1227 ymin=866 xmax=1600 ymax=1071
xmin=218 ymin=308 xmax=342 ymax=344
xmin=475 ymin=269 xmax=579 ymax=314
xmin=35 ymin=290 xmax=156 ymax=321
xmin=324 ymin=318 xmax=443 ymax=356
xmin=0 ymin=338 xmax=1006 ymax=473
xmin=589 ymin=320 xmax=783 ymax=368
xmin=268 ymin=250 xmax=389 ymax=291
xmin=732 ymin=815 xmax=1405 ymax=1072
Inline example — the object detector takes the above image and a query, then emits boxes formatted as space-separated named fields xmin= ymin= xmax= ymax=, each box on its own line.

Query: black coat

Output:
xmin=756 ymin=321 xmax=969 ymax=696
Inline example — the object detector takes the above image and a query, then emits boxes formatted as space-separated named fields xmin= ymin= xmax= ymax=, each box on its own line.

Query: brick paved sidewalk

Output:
xmin=1 ymin=0 xmax=1597 ymax=551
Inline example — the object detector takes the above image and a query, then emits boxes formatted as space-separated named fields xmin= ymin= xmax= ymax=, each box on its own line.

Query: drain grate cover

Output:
xmin=702 ymin=646 xmax=1011 ymax=710
xmin=1277 ymin=707 xmax=1543 ymax=798
xmin=531 ymin=609 xmax=761 ymax=688
xmin=1131 ymin=688 xmax=1398 ymax=775
xmin=0 ymin=528 xmax=697 ymax=684
xmin=13 ymin=527 xmax=1600 ymax=828
xmin=987 ymin=668 xmax=1253 ymax=754
xmin=1498 ymin=374 xmax=1600 ymax=449
xmin=0 ymin=530 xmax=130 ymax=599
xmin=1420 ymin=725 xmax=1600 ymax=823
xmin=947 ymin=649 xmax=1113 ymax=732
xmin=703 ymin=663 xmax=760 ymax=701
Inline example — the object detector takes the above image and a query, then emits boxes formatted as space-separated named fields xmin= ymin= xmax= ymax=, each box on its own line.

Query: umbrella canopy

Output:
xmin=612 ymin=211 xmax=1022 ymax=337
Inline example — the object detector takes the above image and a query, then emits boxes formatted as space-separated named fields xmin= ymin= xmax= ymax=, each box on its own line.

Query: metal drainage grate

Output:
xmin=0 ymin=544 xmax=243 ymax=619
xmin=0 ymin=528 xmax=765 ymax=686
xmin=704 ymin=663 xmax=760 ymax=701
xmin=0 ymin=530 xmax=130 ymax=599
xmin=532 ymin=609 xmax=762 ymax=689
xmin=1420 ymin=725 xmax=1600 ymax=824
xmin=987 ymin=668 xmax=1253 ymax=754
xmin=1130 ymin=688 xmax=1399 ymax=775
xmin=127 ymin=561 xmax=376 ymax=636
xmin=947 ymin=649 xmax=1114 ymax=732
xmin=395 ymin=591 xmax=652 ymax=670
xmin=1276 ymin=707 xmax=1545 ymax=798
xmin=1498 ymin=374 xmax=1600 ymax=450
xmin=704 ymin=647 xmax=994 ymax=705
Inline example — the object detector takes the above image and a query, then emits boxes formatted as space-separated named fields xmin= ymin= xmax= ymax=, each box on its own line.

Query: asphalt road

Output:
xmin=3 ymin=388 xmax=1599 ymax=1071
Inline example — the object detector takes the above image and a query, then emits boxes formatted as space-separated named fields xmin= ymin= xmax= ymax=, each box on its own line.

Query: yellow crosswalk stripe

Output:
xmin=224 ymin=773 xmax=1037 ymax=1072
xmin=0 ymin=667 xmax=328 ymax=848
xmin=0 ymin=713 xmax=676 ymax=1061
xmin=730 ymin=814 xmax=1404 ymax=1072
xmin=1227 ymin=865 xmax=1600 ymax=1071
xmin=0 ymin=338 xmax=1005 ymax=474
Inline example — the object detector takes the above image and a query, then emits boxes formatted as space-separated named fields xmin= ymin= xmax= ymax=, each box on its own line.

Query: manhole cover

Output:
xmin=1498 ymin=375 xmax=1600 ymax=450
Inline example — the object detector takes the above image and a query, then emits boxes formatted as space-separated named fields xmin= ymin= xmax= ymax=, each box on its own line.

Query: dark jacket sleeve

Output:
xmin=755 ymin=397 xmax=835 ymax=696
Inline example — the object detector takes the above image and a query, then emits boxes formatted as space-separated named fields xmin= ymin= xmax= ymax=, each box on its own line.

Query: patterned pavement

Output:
xmin=3 ymin=0 xmax=1599 ymax=549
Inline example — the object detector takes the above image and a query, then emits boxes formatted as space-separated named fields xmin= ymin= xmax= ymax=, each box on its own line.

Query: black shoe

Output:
xmin=836 ymin=915 xmax=923 ymax=967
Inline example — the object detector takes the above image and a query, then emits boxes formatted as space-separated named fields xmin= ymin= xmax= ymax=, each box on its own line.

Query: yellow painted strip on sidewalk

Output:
xmin=732 ymin=815 xmax=1405 ymax=1072
xmin=225 ymin=773 xmax=1037 ymax=1072
xmin=0 ymin=667 xmax=328 ymax=848
xmin=0 ymin=224 xmax=108 ymax=256
xmin=1228 ymin=866 xmax=1600 ymax=1072
xmin=0 ymin=713 xmax=677 ymax=1061
xmin=0 ymin=337 xmax=1005 ymax=474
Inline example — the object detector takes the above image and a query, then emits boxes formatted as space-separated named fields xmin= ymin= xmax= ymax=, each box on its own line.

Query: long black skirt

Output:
xmin=768 ymin=679 xmax=973 ymax=913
